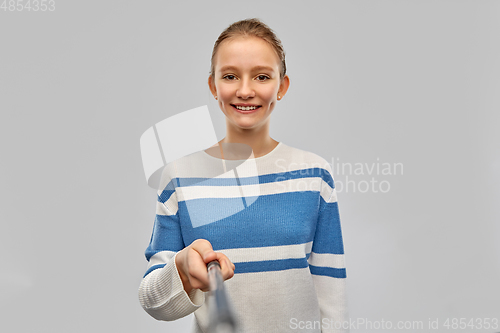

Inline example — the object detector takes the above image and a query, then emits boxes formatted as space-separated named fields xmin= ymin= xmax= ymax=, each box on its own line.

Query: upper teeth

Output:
xmin=235 ymin=105 xmax=258 ymax=111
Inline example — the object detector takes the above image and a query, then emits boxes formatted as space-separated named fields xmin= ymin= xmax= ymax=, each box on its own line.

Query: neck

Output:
xmin=221 ymin=125 xmax=278 ymax=158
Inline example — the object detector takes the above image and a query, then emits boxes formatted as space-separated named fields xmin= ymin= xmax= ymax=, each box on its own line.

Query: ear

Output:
xmin=278 ymin=75 xmax=290 ymax=99
xmin=208 ymin=75 xmax=217 ymax=97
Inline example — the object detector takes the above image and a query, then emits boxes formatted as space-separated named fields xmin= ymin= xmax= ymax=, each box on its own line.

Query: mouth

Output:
xmin=230 ymin=104 xmax=262 ymax=113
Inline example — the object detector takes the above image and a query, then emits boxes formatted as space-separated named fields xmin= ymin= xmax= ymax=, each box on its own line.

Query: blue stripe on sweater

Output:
xmin=177 ymin=168 xmax=334 ymax=187
xmin=143 ymin=261 xmax=346 ymax=278
xmin=151 ymin=193 xmax=343 ymax=259
xmin=143 ymin=264 xmax=166 ymax=278
xmin=178 ymin=191 xmax=319 ymax=250
xmin=309 ymin=265 xmax=347 ymax=278
xmin=145 ymin=214 xmax=184 ymax=261
xmin=235 ymin=258 xmax=309 ymax=274
xmin=157 ymin=168 xmax=335 ymax=203
xmin=158 ymin=189 xmax=174 ymax=204
xmin=158 ymin=180 xmax=176 ymax=203
xmin=313 ymin=201 xmax=344 ymax=254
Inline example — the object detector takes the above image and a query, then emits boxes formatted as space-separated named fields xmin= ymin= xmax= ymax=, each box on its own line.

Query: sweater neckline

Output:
xmin=202 ymin=142 xmax=283 ymax=162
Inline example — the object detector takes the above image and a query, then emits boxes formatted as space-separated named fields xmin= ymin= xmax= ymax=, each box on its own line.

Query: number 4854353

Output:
xmin=1 ymin=0 xmax=56 ymax=11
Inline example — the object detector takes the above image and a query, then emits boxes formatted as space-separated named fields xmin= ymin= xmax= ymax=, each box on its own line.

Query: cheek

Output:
xmin=259 ymin=88 xmax=277 ymax=105
xmin=218 ymin=86 xmax=233 ymax=103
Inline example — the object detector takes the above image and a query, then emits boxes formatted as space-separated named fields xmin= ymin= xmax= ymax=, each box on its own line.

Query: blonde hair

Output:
xmin=210 ymin=18 xmax=287 ymax=80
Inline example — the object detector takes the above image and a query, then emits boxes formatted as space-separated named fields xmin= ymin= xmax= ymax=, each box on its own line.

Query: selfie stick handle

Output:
xmin=207 ymin=260 xmax=237 ymax=333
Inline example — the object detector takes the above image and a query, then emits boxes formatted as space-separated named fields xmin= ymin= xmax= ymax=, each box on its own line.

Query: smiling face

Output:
xmin=209 ymin=36 xmax=289 ymax=133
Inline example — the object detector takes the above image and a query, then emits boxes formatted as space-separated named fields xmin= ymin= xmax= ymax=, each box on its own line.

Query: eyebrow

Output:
xmin=219 ymin=65 xmax=276 ymax=73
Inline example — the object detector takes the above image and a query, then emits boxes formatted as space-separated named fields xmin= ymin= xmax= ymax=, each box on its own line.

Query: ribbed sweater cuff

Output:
xmin=141 ymin=252 xmax=205 ymax=320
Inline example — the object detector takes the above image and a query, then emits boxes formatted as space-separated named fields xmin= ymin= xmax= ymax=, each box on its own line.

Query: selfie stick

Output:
xmin=207 ymin=260 xmax=237 ymax=333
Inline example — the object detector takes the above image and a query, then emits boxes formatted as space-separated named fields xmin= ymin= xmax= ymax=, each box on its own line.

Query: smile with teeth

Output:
xmin=233 ymin=105 xmax=260 ymax=111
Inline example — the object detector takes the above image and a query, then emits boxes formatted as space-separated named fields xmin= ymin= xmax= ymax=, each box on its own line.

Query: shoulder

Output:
xmin=157 ymin=149 xmax=208 ymax=191
xmin=277 ymin=143 xmax=333 ymax=176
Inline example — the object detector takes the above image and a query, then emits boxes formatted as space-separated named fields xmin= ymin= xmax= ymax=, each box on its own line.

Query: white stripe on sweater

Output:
xmin=218 ymin=241 xmax=313 ymax=263
xmin=175 ymin=177 xmax=332 ymax=202
xmin=308 ymin=252 xmax=346 ymax=269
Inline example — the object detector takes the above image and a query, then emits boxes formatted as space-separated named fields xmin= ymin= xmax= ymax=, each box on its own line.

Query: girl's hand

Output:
xmin=175 ymin=239 xmax=235 ymax=293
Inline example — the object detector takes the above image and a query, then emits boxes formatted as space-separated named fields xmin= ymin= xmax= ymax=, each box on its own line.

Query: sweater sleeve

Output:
xmin=138 ymin=167 xmax=205 ymax=321
xmin=308 ymin=163 xmax=349 ymax=333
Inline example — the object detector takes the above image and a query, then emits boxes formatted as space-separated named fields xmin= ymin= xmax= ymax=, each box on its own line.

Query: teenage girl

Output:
xmin=139 ymin=18 xmax=349 ymax=333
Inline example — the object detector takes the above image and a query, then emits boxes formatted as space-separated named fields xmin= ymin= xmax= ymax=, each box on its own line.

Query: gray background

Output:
xmin=1 ymin=1 xmax=499 ymax=332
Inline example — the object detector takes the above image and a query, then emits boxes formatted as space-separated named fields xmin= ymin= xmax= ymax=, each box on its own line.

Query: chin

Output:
xmin=236 ymin=123 xmax=257 ymax=129
xmin=231 ymin=120 xmax=260 ymax=129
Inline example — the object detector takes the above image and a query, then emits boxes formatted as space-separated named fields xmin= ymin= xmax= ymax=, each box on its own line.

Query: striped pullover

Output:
xmin=138 ymin=142 xmax=349 ymax=333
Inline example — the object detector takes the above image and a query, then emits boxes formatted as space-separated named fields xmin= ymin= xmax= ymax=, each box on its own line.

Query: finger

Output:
xmin=190 ymin=239 xmax=217 ymax=264
xmin=186 ymin=248 xmax=210 ymax=290
xmin=219 ymin=253 xmax=235 ymax=270
xmin=229 ymin=258 xmax=235 ymax=270
xmin=223 ymin=258 xmax=235 ymax=280
xmin=216 ymin=253 xmax=235 ymax=280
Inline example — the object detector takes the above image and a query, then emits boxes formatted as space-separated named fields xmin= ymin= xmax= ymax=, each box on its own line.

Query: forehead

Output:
xmin=214 ymin=36 xmax=280 ymax=72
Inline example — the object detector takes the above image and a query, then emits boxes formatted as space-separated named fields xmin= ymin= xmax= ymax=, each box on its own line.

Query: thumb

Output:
xmin=190 ymin=239 xmax=217 ymax=265
xmin=202 ymin=250 xmax=218 ymax=264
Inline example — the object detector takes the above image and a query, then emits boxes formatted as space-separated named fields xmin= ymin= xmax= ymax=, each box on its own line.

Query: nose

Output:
xmin=236 ymin=78 xmax=255 ymax=99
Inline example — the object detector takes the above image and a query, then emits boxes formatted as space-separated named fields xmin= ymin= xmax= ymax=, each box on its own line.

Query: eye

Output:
xmin=256 ymin=75 xmax=270 ymax=81
xmin=223 ymin=74 xmax=237 ymax=80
